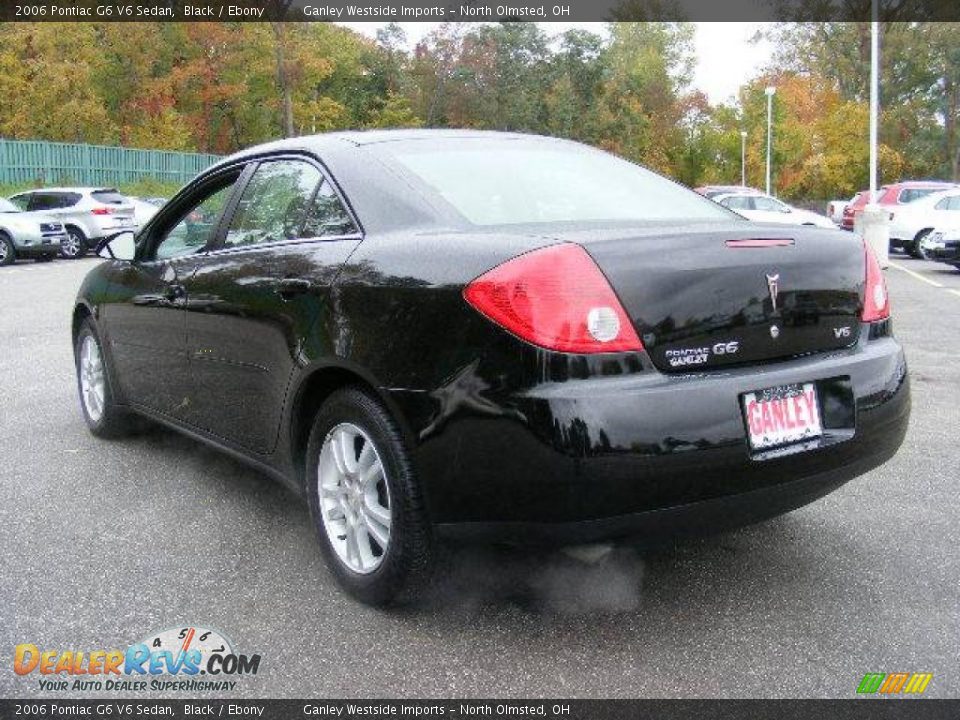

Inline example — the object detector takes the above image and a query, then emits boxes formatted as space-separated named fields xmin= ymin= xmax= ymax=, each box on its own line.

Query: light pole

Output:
xmin=765 ymin=86 xmax=776 ymax=195
xmin=740 ymin=130 xmax=747 ymax=187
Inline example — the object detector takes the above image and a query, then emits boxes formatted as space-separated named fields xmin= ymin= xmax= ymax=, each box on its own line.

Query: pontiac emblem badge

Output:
xmin=766 ymin=273 xmax=780 ymax=312
xmin=770 ymin=324 xmax=780 ymax=339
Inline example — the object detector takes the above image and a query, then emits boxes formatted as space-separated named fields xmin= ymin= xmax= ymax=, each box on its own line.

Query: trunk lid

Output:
xmin=571 ymin=222 xmax=864 ymax=372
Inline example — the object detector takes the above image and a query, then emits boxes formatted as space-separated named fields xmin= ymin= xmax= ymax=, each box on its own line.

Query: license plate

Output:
xmin=742 ymin=383 xmax=822 ymax=451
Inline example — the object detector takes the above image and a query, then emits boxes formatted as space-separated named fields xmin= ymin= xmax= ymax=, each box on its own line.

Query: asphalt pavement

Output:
xmin=1 ymin=252 xmax=958 ymax=698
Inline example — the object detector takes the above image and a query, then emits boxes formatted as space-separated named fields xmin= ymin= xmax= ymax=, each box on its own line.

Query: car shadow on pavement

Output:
xmin=125 ymin=424 xmax=859 ymax=624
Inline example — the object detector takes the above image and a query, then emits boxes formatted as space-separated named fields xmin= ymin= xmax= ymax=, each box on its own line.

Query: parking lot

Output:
xmin=1 ymin=253 xmax=958 ymax=699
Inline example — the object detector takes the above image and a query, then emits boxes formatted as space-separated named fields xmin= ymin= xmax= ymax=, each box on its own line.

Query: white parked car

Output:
xmin=8 ymin=187 xmax=137 ymax=259
xmin=888 ymin=188 xmax=960 ymax=259
xmin=826 ymin=198 xmax=851 ymax=225
xmin=0 ymin=197 xmax=67 ymax=265
xmin=922 ymin=226 xmax=960 ymax=270
xmin=713 ymin=193 xmax=836 ymax=229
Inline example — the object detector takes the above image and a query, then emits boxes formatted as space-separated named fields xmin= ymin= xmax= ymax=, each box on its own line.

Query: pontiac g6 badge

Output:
xmin=766 ymin=272 xmax=780 ymax=312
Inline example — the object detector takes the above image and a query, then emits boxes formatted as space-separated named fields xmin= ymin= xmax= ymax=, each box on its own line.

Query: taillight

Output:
xmin=463 ymin=243 xmax=643 ymax=354
xmin=91 ymin=207 xmax=113 ymax=215
xmin=861 ymin=240 xmax=890 ymax=322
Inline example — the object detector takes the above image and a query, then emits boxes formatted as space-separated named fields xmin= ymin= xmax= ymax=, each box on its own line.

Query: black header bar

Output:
xmin=1 ymin=0 xmax=959 ymax=22
xmin=2 ymin=699 xmax=960 ymax=720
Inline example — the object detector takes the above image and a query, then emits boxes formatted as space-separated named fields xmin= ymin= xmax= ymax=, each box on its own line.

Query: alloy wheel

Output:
xmin=0 ymin=240 xmax=8 ymax=263
xmin=79 ymin=334 xmax=106 ymax=423
xmin=317 ymin=422 xmax=392 ymax=574
xmin=62 ymin=231 xmax=83 ymax=258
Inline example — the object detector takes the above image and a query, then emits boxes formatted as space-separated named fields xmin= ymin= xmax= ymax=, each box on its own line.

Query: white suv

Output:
xmin=889 ymin=188 xmax=960 ymax=258
xmin=8 ymin=188 xmax=136 ymax=258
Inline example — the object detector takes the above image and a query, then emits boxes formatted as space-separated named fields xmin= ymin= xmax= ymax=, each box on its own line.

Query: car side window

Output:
xmin=949 ymin=196 xmax=960 ymax=211
xmin=153 ymin=180 xmax=238 ymax=261
xmin=754 ymin=196 xmax=788 ymax=212
xmin=722 ymin=196 xmax=751 ymax=211
xmin=302 ymin=180 xmax=358 ymax=237
xmin=224 ymin=160 xmax=323 ymax=249
xmin=27 ymin=193 xmax=57 ymax=211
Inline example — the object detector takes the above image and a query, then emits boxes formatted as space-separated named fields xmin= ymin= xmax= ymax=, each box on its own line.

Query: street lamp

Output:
xmin=765 ymin=86 xmax=776 ymax=195
xmin=740 ymin=130 xmax=747 ymax=187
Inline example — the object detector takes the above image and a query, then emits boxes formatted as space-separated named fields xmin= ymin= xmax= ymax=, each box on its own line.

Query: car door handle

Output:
xmin=276 ymin=278 xmax=313 ymax=299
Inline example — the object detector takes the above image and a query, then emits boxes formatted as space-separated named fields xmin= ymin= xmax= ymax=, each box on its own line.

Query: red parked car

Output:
xmin=841 ymin=181 xmax=957 ymax=231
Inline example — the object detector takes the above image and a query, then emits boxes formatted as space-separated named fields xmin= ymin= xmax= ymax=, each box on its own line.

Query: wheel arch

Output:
xmin=914 ymin=227 xmax=934 ymax=242
xmin=72 ymin=302 xmax=94 ymax=344
xmin=287 ymin=362 xmax=416 ymax=492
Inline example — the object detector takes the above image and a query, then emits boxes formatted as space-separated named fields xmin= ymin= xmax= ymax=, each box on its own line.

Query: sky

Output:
xmin=337 ymin=21 xmax=775 ymax=105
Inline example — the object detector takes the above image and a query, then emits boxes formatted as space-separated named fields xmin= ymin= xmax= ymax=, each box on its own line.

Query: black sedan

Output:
xmin=74 ymin=130 xmax=910 ymax=605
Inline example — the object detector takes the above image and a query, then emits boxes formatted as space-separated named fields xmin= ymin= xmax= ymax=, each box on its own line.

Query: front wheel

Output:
xmin=305 ymin=387 xmax=432 ymax=606
xmin=61 ymin=228 xmax=87 ymax=259
xmin=910 ymin=229 xmax=932 ymax=259
xmin=74 ymin=320 xmax=134 ymax=437
xmin=0 ymin=233 xmax=15 ymax=266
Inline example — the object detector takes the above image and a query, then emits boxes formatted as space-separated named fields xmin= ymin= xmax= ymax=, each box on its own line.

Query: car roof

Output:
xmin=13 ymin=187 xmax=122 ymax=194
xmin=209 ymin=129 xmax=567 ymax=168
xmin=713 ymin=191 xmax=777 ymax=201
xmin=887 ymin=180 xmax=957 ymax=188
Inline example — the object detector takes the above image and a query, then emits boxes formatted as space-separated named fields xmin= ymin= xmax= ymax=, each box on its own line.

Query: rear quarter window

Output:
xmin=91 ymin=190 xmax=127 ymax=205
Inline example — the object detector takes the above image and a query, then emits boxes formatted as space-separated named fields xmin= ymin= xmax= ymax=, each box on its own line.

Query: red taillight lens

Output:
xmin=463 ymin=243 xmax=642 ymax=354
xmin=91 ymin=207 xmax=113 ymax=215
xmin=862 ymin=240 xmax=890 ymax=322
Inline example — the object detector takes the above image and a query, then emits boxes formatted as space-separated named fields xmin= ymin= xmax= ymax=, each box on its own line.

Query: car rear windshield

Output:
xmin=388 ymin=141 xmax=734 ymax=226
xmin=91 ymin=189 xmax=127 ymax=205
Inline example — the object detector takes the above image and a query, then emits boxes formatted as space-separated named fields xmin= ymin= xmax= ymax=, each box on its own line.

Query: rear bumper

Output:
xmin=403 ymin=332 xmax=909 ymax=544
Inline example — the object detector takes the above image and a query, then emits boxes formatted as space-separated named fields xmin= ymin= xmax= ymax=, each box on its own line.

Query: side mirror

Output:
xmin=96 ymin=231 xmax=137 ymax=262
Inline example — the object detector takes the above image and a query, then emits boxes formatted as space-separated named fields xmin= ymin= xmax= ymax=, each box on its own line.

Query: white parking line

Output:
xmin=948 ymin=289 xmax=960 ymax=300
xmin=888 ymin=262 xmax=943 ymax=287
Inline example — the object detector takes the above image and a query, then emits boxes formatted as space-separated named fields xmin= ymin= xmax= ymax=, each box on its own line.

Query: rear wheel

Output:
xmin=910 ymin=229 xmax=932 ymax=259
xmin=305 ymin=387 xmax=432 ymax=606
xmin=61 ymin=227 xmax=87 ymax=259
xmin=74 ymin=319 xmax=134 ymax=438
xmin=0 ymin=233 xmax=15 ymax=266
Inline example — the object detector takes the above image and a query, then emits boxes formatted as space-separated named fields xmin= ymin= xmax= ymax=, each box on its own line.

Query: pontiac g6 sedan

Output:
xmin=74 ymin=130 xmax=909 ymax=605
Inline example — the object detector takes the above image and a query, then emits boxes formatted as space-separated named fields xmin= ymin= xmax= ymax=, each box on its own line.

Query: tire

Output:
xmin=909 ymin=229 xmax=932 ymax=259
xmin=61 ymin=227 xmax=87 ymax=259
xmin=0 ymin=233 xmax=15 ymax=266
xmin=74 ymin=319 xmax=134 ymax=438
xmin=305 ymin=386 xmax=432 ymax=606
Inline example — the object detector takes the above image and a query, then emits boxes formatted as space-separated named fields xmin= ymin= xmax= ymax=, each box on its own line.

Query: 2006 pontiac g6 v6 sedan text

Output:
xmin=73 ymin=130 xmax=909 ymax=605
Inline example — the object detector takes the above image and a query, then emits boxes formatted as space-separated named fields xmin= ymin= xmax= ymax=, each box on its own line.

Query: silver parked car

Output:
xmin=128 ymin=196 xmax=167 ymax=231
xmin=0 ymin=197 xmax=67 ymax=266
xmin=8 ymin=188 xmax=136 ymax=259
